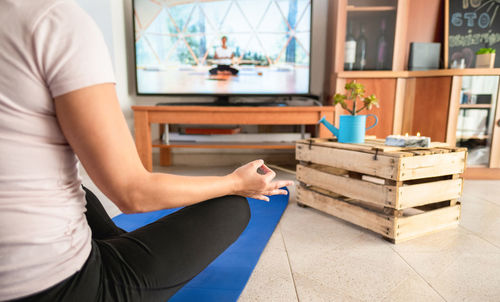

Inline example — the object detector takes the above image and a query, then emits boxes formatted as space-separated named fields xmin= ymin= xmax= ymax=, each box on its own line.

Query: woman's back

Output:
xmin=0 ymin=1 xmax=114 ymax=300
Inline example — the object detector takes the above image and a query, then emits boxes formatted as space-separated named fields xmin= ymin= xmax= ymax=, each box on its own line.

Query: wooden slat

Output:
xmin=334 ymin=68 xmax=500 ymax=79
xmin=397 ymin=178 xmax=463 ymax=209
xmin=296 ymin=143 xmax=399 ymax=180
xmin=395 ymin=204 xmax=461 ymax=243
xmin=132 ymin=106 xmax=336 ymax=113
xmin=299 ymin=138 xmax=413 ymax=156
xmin=446 ymin=76 xmax=462 ymax=146
xmin=399 ymin=151 xmax=466 ymax=180
xmin=296 ymin=164 xmax=396 ymax=208
xmin=392 ymin=0 xmax=409 ymax=71
xmin=300 ymin=138 xmax=452 ymax=156
xmin=297 ymin=186 xmax=394 ymax=238
xmin=490 ymin=78 xmax=500 ymax=168
xmin=392 ymin=78 xmax=406 ymax=134
xmin=444 ymin=0 xmax=450 ymax=69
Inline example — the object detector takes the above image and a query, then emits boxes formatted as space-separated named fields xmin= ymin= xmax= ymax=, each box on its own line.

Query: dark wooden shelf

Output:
xmin=346 ymin=5 xmax=396 ymax=12
xmin=152 ymin=139 xmax=295 ymax=149
xmin=456 ymin=135 xmax=489 ymax=140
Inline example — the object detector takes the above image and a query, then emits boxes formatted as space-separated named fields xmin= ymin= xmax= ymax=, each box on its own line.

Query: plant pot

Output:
xmin=475 ymin=53 xmax=496 ymax=68
xmin=338 ymin=114 xmax=378 ymax=143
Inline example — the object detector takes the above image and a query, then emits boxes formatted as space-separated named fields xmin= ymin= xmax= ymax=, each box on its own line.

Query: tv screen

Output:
xmin=133 ymin=0 xmax=312 ymax=96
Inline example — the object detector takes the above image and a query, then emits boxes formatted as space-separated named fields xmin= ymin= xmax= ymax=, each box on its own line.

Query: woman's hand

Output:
xmin=228 ymin=160 xmax=294 ymax=201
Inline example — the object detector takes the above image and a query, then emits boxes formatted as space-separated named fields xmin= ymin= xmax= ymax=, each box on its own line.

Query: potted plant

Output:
xmin=319 ymin=81 xmax=379 ymax=143
xmin=475 ymin=48 xmax=496 ymax=68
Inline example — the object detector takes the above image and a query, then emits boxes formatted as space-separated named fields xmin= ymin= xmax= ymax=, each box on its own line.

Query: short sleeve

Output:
xmin=32 ymin=1 xmax=115 ymax=98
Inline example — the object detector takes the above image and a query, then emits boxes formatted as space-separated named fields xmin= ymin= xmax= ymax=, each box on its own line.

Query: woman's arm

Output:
xmin=54 ymin=83 xmax=292 ymax=213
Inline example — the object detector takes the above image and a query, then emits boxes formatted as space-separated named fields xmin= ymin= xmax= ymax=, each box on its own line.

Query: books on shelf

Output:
xmin=166 ymin=132 xmax=310 ymax=144
xmin=182 ymin=127 xmax=241 ymax=135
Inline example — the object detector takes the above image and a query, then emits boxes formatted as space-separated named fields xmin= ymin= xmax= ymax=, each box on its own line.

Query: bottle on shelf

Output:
xmin=376 ymin=19 xmax=387 ymax=70
xmin=356 ymin=23 xmax=367 ymax=70
xmin=344 ymin=20 xmax=356 ymax=71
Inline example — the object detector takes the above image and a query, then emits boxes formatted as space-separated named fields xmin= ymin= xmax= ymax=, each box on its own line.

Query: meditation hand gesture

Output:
xmin=229 ymin=160 xmax=294 ymax=201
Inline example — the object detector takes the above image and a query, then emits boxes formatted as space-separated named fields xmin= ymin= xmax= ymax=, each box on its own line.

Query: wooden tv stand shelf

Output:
xmin=132 ymin=105 xmax=335 ymax=171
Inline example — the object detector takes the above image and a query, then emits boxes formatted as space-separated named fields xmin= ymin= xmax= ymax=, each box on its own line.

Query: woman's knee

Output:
xmin=210 ymin=195 xmax=250 ymax=231
xmin=229 ymin=195 xmax=251 ymax=228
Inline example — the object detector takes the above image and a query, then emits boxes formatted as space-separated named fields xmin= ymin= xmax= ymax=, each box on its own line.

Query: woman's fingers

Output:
xmin=251 ymin=159 xmax=264 ymax=168
xmin=263 ymin=189 xmax=288 ymax=196
xmin=271 ymin=180 xmax=294 ymax=189
xmin=250 ymin=194 xmax=270 ymax=202
xmin=263 ymin=168 xmax=276 ymax=182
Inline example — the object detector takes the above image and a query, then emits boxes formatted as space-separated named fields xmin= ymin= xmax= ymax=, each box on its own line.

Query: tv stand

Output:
xmin=132 ymin=105 xmax=335 ymax=171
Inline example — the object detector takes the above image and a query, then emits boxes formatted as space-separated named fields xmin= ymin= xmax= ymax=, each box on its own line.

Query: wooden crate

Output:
xmin=295 ymin=138 xmax=467 ymax=243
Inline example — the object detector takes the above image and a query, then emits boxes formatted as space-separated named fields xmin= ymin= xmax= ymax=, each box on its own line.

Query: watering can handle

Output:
xmin=366 ymin=114 xmax=378 ymax=130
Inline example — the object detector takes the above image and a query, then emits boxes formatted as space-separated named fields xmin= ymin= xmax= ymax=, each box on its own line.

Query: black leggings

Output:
xmin=209 ymin=64 xmax=239 ymax=75
xmin=13 ymin=187 xmax=250 ymax=302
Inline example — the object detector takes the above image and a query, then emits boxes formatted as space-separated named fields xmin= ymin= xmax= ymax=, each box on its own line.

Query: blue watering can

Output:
xmin=318 ymin=114 xmax=378 ymax=144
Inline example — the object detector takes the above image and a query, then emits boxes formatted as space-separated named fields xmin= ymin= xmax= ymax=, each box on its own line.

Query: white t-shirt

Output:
xmin=215 ymin=46 xmax=234 ymax=65
xmin=0 ymin=0 xmax=115 ymax=300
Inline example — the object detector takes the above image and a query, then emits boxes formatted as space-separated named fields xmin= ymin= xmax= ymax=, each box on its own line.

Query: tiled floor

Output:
xmin=80 ymin=165 xmax=500 ymax=302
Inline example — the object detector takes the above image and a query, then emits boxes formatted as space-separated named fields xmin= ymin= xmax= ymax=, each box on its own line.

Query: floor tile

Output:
xmin=427 ymin=252 xmax=500 ymax=301
xmin=391 ymin=227 xmax=498 ymax=279
xmin=293 ymin=272 xmax=363 ymax=302
xmin=460 ymin=193 xmax=500 ymax=248
xmin=238 ymin=227 xmax=298 ymax=302
xmin=380 ymin=274 xmax=444 ymax=302
xmin=463 ymin=180 xmax=500 ymax=207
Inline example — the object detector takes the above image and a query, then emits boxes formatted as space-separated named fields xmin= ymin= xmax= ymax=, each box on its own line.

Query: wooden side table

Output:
xmin=132 ymin=106 xmax=335 ymax=171
xmin=296 ymin=138 xmax=467 ymax=243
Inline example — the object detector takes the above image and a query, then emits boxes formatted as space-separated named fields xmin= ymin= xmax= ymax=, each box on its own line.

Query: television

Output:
xmin=132 ymin=0 xmax=313 ymax=99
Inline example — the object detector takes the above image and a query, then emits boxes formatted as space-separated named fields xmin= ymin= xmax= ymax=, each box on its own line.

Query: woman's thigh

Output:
xmin=96 ymin=195 xmax=250 ymax=301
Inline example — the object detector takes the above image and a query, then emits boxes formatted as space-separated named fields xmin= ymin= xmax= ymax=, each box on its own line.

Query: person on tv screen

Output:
xmin=0 ymin=2 xmax=292 ymax=301
xmin=209 ymin=36 xmax=239 ymax=75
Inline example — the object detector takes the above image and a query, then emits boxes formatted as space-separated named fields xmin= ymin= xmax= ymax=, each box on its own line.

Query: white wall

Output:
xmin=75 ymin=0 xmax=134 ymax=130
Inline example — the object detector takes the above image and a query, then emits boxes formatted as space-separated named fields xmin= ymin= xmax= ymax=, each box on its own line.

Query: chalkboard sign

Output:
xmin=445 ymin=0 xmax=500 ymax=68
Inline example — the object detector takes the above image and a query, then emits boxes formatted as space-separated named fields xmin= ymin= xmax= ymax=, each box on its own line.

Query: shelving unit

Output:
xmin=323 ymin=0 xmax=500 ymax=178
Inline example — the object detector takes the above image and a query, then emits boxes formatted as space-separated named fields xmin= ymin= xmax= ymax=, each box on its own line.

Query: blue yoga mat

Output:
xmin=112 ymin=191 xmax=289 ymax=301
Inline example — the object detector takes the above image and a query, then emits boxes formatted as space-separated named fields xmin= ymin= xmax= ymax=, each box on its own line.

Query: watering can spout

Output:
xmin=318 ymin=116 xmax=339 ymax=138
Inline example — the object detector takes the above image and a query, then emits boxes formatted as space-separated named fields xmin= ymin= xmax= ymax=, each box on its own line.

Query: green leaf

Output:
xmin=362 ymin=94 xmax=379 ymax=110
xmin=477 ymin=48 xmax=496 ymax=54
xmin=337 ymin=81 xmax=379 ymax=114
xmin=333 ymin=94 xmax=346 ymax=105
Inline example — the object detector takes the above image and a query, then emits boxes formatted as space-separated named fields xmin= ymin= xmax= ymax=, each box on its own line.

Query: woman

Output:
xmin=0 ymin=1 xmax=292 ymax=301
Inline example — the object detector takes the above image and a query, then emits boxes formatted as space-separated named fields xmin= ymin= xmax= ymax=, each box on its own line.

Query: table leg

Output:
xmin=160 ymin=148 xmax=172 ymax=166
xmin=134 ymin=111 xmax=153 ymax=172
